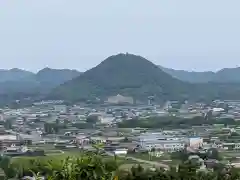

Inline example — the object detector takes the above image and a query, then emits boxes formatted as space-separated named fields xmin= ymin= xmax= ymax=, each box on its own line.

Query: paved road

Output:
xmin=104 ymin=150 xmax=169 ymax=170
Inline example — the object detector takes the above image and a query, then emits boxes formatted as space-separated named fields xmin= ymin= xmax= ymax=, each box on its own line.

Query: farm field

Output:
xmin=11 ymin=144 xmax=139 ymax=169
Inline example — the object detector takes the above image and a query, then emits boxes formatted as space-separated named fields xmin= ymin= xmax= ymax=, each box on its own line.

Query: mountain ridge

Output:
xmin=160 ymin=66 xmax=240 ymax=83
xmin=3 ymin=64 xmax=240 ymax=84
xmin=0 ymin=68 xmax=82 ymax=95
xmin=2 ymin=56 xmax=240 ymax=104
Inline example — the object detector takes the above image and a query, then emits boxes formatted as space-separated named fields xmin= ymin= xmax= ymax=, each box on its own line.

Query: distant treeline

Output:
xmin=117 ymin=116 xmax=238 ymax=129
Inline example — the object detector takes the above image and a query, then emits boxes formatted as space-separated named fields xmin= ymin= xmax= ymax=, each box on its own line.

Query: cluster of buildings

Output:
xmin=1 ymin=97 xmax=240 ymax=164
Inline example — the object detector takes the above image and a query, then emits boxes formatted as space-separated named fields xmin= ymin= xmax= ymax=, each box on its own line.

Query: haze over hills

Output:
xmin=0 ymin=68 xmax=81 ymax=94
xmin=36 ymin=68 xmax=81 ymax=88
xmin=159 ymin=66 xmax=215 ymax=83
xmin=160 ymin=66 xmax=240 ymax=83
xmin=0 ymin=68 xmax=35 ymax=83
xmin=2 ymin=54 xmax=240 ymax=104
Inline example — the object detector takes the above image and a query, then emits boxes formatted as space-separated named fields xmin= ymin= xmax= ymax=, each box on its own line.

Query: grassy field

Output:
xmin=11 ymin=154 xmax=139 ymax=171
xmin=11 ymin=144 xmax=85 ymax=167
xmin=11 ymin=150 xmax=84 ymax=167
xmin=11 ymin=144 xmax=139 ymax=169
xmin=11 ymin=144 xmax=168 ymax=171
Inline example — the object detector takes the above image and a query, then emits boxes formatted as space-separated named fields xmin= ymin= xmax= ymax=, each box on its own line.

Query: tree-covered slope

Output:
xmin=35 ymin=68 xmax=82 ymax=88
xmin=50 ymin=53 xmax=193 ymax=101
xmin=0 ymin=68 xmax=81 ymax=95
xmin=0 ymin=68 xmax=35 ymax=82
xmin=0 ymin=68 xmax=81 ymax=106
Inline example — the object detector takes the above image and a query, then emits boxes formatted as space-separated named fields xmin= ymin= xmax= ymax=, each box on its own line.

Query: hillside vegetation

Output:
xmin=0 ymin=68 xmax=81 ymax=94
xmin=50 ymin=53 xmax=194 ymax=101
xmin=50 ymin=53 xmax=240 ymax=102
xmin=0 ymin=68 xmax=81 ymax=106
xmin=2 ymin=54 xmax=240 ymax=104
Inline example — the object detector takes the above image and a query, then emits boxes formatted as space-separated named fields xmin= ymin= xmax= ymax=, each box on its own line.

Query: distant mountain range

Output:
xmin=2 ymin=55 xmax=240 ymax=105
xmin=0 ymin=68 xmax=81 ymax=94
xmin=160 ymin=66 xmax=240 ymax=83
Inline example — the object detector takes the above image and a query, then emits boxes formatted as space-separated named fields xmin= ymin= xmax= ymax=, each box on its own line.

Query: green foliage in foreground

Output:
xmin=0 ymin=150 xmax=240 ymax=179
xmin=19 ymin=157 xmax=240 ymax=180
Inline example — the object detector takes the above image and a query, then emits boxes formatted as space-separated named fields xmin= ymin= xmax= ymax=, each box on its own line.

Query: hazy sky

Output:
xmin=1 ymin=0 xmax=240 ymax=72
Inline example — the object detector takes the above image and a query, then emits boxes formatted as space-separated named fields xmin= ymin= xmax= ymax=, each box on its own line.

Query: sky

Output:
xmin=0 ymin=0 xmax=240 ymax=72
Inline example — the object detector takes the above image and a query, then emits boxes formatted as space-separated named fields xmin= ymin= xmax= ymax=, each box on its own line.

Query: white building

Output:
xmin=107 ymin=94 xmax=134 ymax=104
xmin=136 ymin=133 xmax=186 ymax=152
